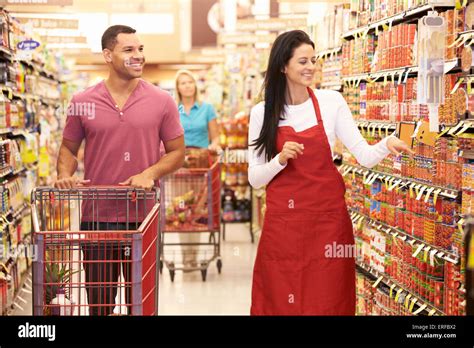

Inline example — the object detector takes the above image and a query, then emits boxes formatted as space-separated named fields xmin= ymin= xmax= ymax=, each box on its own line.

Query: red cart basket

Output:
xmin=160 ymin=151 xmax=221 ymax=282
xmin=31 ymin=186 xmax=160 ymax=316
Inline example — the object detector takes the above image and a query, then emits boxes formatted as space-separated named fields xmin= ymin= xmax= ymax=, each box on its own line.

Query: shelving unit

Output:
xmin=0 ymin=7 xmax=66 ymax=315
xmin=327 ymin=0 xmax=471 ymax=316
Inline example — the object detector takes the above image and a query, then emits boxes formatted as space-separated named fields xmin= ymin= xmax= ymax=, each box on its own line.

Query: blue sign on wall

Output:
xmin=17 ymin=40 xmax=40 ymax=51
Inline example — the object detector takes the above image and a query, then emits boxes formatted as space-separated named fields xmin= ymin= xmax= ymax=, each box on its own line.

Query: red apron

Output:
xmin=251 ymin=88 xmax=355 ymax=315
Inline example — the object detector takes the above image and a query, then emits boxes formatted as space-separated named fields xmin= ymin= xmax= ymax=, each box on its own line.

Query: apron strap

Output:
xmin=307 ymin=87 xmax=323 ymax=125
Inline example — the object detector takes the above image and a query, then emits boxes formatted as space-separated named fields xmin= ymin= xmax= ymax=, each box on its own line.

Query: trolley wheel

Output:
xmin=169 ymin=262 xmax=175 ymax=282
xmin=159 ymin=260 xmax=163 ymax=274
xmin=216 ymin=259 xmax=222 ymax=274
xmin=201 ymin=263 xmax=207 ymax=282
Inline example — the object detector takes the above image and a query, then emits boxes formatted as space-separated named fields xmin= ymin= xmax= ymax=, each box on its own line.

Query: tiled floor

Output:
xmin=159 ymin=223 xmax=258 ymax=315
xmin=11 ymin=223 xmax=258 ymax=316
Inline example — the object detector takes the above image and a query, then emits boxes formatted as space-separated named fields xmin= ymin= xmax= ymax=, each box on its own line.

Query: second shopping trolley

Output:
xmin=160 ymin=149 xmax=221 ymax=281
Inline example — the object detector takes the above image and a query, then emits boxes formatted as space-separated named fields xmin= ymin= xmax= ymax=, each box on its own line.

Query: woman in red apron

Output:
xmin=249 ymin=30 xmax=412 ymax=315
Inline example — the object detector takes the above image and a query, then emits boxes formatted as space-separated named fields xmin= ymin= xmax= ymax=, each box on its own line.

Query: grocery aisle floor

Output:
xmin=11 ymin=223 xmax=258 ymax=316
xmin=159 ymin=223 xmax=257 ymax=315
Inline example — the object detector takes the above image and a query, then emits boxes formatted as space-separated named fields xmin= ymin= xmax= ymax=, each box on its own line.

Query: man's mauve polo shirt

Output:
xmin=62 ymin=79 xmax=183 ymax=222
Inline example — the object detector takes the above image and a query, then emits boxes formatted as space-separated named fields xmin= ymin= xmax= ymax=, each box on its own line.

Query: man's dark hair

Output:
xmin=101 ymin=25 xmax=136 ymax=50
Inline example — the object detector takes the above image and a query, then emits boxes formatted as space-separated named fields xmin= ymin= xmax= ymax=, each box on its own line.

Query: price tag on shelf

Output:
xmin=398 ymin=70 xmax=404 ymax=85
xmin=429 ymin=249 xmax=438 ymax=267
xmin=387 ymin=177 xmax=395 ymax=191
xmin=455 ymin=122 xmax=472 ymax=136
xmin=409 ymin=182 xmax=416 ymax=198
xmin=369 ymin=173 xmax=379 ymax=185
xmin=433 ymin=189 xmax=442 ymax=205
xmin=428 ymin=308 xmax=437 ymax=316
xmin=413 ymin=303 xmax=428 ymax=315
xmin=7 ymin=88 xmax=13 ymax=100
xmin=372 ymin=276 xmax=383 ymax=288
xmin=404 ymin=294 xmax=412 ymax=308
xmin=424 ymin=187 xmax=435 ymax=203
xmin=457 ymin=218 xmax=465 ymax=234
xmin=423 ymin=246 xmax=431 ymax=262
xmin=389 ymin=284 xmax=396 ymax=298
xmin=416 ymin=185 xmax=427 ymax=201
xmin=448 ymin=121 xmax=464 ymax=135
xmin=409 ymin=298 xmax=418 ymax=312
xmin=365 ymin=172 xmax=375 ymax=185
xmin=378 ymin=124 xmax=383 ymax=138
xmin=412 ymin=243 xmax=425 ymax=258
xmin=357 ymin=217 xmax=365 ymax=229
xmin=450 ymin=78 xmax=464 ymax=95
xmin=395 ymin=288 xmax=403 ymax=302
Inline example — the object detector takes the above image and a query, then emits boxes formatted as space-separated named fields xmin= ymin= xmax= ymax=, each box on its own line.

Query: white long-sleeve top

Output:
xmin=248 ymin=89 xmax=396 ymax=189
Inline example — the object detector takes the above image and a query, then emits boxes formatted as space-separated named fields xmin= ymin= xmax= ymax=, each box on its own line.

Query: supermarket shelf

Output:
xmin=315 ymin=46 xmax=341 ymax=59
xmin=355 ymin=120 xmax=398 ymax=132
xmin=349 ymin=208 xmax=460 ymax=264
xmin=459 ymin=149 xmax=474 ymax=159
xmin=438 ymin=119 xmax=474 ymax=138
xmin=16 ymin=57 xmax=61 ymax=82
xmin=321 ymin=67 xmax=342 ymax=73
xmin=355 ymin=261 xmax=445 ymax=316
xmin=342 ymin=2 xmax=455 ymax=40
xmin=339 ymin=162 xmax=460 ymax=199
xmin=342 ymin=59 xmax=458 ymax=84
xmin=0 ymin=46 xmax=61 ymax=82
xmin=0 ymin=45 xmax=12 ymax=57
xmin=320 ymin=81 xmax=342 ymax=89
xmin=0 ymin=127 xmax=39 ymax=136
xmin=0 ymin=84 xmax=61 ymax=106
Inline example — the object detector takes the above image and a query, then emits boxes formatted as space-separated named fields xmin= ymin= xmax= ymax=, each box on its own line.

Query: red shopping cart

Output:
xmin=160 ymin=150 xmax=221 ymax=281
xmin=31 ymin=186 xmax=160 ymax=316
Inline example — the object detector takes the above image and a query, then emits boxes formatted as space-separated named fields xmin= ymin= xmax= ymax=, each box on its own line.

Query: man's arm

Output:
xmin=119 ymin=135 xmax=185 ymax=190
xmin=54 ymin=138 xmax=90 ymax=189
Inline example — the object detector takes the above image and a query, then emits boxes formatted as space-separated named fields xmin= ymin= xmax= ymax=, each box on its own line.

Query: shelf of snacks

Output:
xmin=342 ymin=0 xmax=456 ymax=40
xmin=313 ymin=0 xmax=474 ymax=315
xmin=0 ymin=8 xmax=70 ymax=315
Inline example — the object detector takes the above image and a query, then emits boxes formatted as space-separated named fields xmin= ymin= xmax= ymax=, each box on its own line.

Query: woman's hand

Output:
xmin=279 ymin=141 xmax=304 ymax=165
xmin=208 ymin=142 xmax=222 ymax=154
xmin=386 ymin=137 xmax=415 ymax=157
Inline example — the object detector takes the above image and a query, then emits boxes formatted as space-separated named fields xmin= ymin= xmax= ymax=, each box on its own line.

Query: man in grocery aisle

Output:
xmin=54 ymin=25 xmax=185 ymax=315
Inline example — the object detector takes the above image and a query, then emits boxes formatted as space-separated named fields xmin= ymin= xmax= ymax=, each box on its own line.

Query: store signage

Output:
xmin=0 ymin=0 xmax=73 ymax=5
xmin=17 ymin=40 xmax=40 ymax=51
xmin=18 ymin=18 xmax=78 ymax=30
xmin=42 ymin=36 xmax=87 ymax=44
xmin=218 ymin=33 xmax=276 ymax=45
xmin=236 ymin=18 xmax=307 ymax=31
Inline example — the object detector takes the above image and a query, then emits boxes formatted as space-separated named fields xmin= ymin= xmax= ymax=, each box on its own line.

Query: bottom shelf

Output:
xmin=356 ymin=261 xmax=445 ymax=316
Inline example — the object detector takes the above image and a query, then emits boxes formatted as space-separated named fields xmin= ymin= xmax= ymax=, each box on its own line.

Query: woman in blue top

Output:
xmin=175 ymin=70 xmax=220 ymax=151
xmin=174 ymin=70 xmax=220 ymax=269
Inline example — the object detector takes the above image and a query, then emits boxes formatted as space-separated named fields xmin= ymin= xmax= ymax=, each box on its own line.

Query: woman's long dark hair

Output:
xmin=251 ymin=30 xmax=315 ymax=162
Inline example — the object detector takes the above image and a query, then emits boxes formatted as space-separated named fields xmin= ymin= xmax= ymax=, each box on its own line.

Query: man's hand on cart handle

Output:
xmin=119 ymin=171 xmax=155 ymax=191
xmin=54 ymin=176 xmax=91 ymax=189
